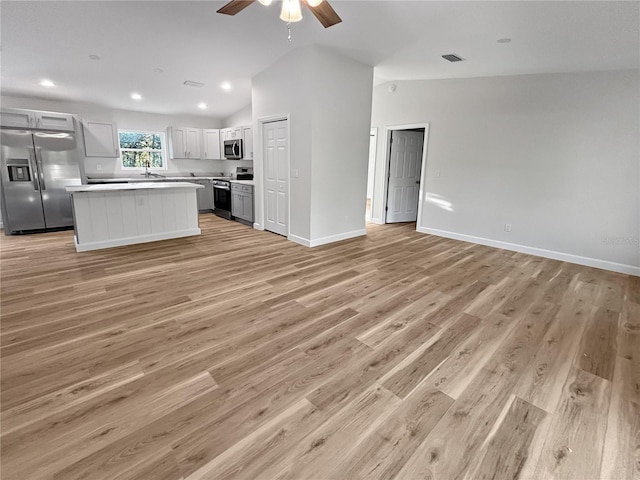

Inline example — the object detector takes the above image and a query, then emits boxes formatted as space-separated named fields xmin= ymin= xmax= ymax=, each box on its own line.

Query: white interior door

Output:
xmin=386 ymin=130 xmax=424 ymax=223
xmin=263 ymin=120 xmax=288 ymax=236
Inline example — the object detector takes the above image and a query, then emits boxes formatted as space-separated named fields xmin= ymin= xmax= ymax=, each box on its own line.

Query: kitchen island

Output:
xmin=66 ymin=182 xmax=203 ymax=252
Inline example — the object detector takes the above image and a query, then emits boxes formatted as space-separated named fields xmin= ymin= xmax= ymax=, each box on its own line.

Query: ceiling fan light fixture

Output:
xmin=306 ymin=0 xmax=324 ymax=6
xmin=257 ymin=0 xmax=272 ymax=5
xmin=280 ymin=0 xmax=303 ymax=23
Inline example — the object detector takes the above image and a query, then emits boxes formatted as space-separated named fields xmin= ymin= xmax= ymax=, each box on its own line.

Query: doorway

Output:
xmin=385 ymin=129 xmax=425 ymax=223
xmin=262 ymin=119 xmax=289 ymax=236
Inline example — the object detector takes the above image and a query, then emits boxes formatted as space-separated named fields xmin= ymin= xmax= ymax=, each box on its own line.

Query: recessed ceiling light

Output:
xmin=221 ymin=82 xmax=232 ymax=91
xmin=88 ymin=54 xmax=101 ymax=61
xmin=497 ymin=38 xmax=512 ymax=44
xmin=197 ymin=102 xmax=208 ymax=110
xmin=39 ymin=79 xmax=55 ymax=87
xmin=130 ymin=93 xmax=142 ymax=100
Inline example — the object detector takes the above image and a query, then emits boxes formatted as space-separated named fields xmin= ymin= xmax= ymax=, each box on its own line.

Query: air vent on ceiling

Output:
xmin=183 ymin=80 xmax=205 ymax=88
xmin=442 ymin=54 xmax=465 ymax=63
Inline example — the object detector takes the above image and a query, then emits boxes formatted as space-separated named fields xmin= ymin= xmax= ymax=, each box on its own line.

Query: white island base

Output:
xmin=66 ymin=182 xmax=204 ymax=252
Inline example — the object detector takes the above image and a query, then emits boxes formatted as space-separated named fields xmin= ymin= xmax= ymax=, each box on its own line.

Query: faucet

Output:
xmin=143 ymin=160 xmax=151 ymax=178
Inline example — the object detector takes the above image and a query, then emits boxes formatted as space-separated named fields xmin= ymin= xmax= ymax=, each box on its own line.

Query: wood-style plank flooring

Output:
xmin=1 ymin=215 xmax=638 ymax=480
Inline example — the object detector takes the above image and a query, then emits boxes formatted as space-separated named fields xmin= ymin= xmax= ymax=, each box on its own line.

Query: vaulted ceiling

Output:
xmin=1 ymin=1 xmax=638 ymax=118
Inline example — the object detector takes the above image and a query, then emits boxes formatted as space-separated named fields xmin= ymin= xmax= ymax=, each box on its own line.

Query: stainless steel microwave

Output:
xmin=224 ymin=139 xmax=243 ymax=160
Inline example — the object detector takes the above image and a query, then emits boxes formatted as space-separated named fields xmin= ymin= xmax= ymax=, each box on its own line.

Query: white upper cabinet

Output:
xmin=203 ymin=129 xmax=221 ymax=160
xmin=0 ymin=108 xmax=34 ymax=128
xmin=185 ymin=128 xmax=202 ymax=159
xmin=168 ymin=127 xmax=202 ymax=159
xmin=241 ymin=125 xmax=253 ymax=160
xmin=82 ymin=120 xmax=119 ymax=157
xmin=35 ymin=111 xmax=74 ymax=131
xmin=0 ymin=108 xmax=74 ymax=131
xmin=169 ymin=127 xmax=187 ymax=159
xmin=232 ymin=126 xmax=242 ymax=140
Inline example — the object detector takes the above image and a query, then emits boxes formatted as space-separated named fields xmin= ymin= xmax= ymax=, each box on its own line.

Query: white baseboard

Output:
xmin=288 ymin=234 xmax=311 ymax=247
xmin=310 ymin=229 xmax=366 ymax=247
xmin=74 ymin=228 xmax=201 ymax=253
xmin=288 ymin=229 xmax=367 ymax=248
xmin=253 ymin=222 xmax=263 ymax=230
xmin=417 ymin=226 xmax=640 ymax=277
xmin=370 ymin=217 xmax=384 ymax=225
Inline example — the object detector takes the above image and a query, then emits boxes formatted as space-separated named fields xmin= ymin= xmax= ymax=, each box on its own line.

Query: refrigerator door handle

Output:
xmin=27 ymin=147 xmax=41 ymax=191
xmin=35 ymin=146 xmax=45 ymax=190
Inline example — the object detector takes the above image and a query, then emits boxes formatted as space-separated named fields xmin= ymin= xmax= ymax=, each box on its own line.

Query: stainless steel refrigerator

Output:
xmin=0 ymin=129 xmax=82 ymax=234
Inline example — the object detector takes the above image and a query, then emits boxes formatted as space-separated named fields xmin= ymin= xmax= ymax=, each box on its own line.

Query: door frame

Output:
xmin=255 ymin=114 xmax=291 ymax=238
xmin=377 ymin=123 xmax=430 ymax=228
xmin=366 ymin=127 xmax=378 ymax=222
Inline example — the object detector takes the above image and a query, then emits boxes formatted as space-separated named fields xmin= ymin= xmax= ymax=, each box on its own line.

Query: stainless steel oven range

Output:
xmin=212 ymin=179 xmax=232 ymax=219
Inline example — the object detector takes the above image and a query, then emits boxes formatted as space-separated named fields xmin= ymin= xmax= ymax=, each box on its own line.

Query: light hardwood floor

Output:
xmin=1 ymin=215 xmax=638 ymax=480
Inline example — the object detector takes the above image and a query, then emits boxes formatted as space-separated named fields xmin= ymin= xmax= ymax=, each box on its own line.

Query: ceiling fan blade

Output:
xmin=303 ymin=0 xmax=342 ymax=28
xmin=217 ymin=0 xmax=255 ymax=16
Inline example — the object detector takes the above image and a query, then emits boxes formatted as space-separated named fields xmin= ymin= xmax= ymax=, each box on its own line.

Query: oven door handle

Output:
xmin=214 ymin=185 xmax=230 ymax=191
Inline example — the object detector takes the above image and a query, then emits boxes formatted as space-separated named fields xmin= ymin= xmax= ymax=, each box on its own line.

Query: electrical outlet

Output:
xmin=96 ymin=164 xmax=102 ymax=171
xmin=137 ymin=197 xmax=145 ymax=207
xmin=504 ymin=223 xmax=512 ymax=232
xmin=435 ymin=170 xmax=441 ymax=177
xmin=291 ymin=169 xmax=299 ymax=178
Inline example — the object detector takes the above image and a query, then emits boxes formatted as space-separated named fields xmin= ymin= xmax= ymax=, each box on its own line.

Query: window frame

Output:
xmin=118 ymin=129 xmax=168 ymax=171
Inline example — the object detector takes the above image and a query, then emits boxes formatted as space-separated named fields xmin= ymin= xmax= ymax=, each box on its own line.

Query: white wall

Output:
xmin=309 ymin=48 xmax=373 ymax=243
xmin=0 ymin=95 xmax=245 ymax=176
xmin=223 ymin=103 xmax=252 ymax=128
xmin=371 ymin=70 xmax=640 ymax=274
xmin=253 ymin=47 xmax=315 ymax=240
xmin=252 ymin=45 xmax=373 ymax=245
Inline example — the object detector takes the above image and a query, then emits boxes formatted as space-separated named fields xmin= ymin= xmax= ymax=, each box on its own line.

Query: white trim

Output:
xmin=289 ymin=229 xmax=367 ymax=248
xmin=378 ymin=123 xmax=430 ymax=226
xmin=74 ymin=228 xmax=201 ymax=252
xmin=309 ymin=229 xmax=367 ymax=247
xmin=366 ymin=127 xmax=378 ymax=222
xmin=253 ymin=222 xmax=263 ymax=230
xmin=289 ymin=234 xmax=311 ymax=247
xmin=417 ymin=226 xmax=640 ymax=277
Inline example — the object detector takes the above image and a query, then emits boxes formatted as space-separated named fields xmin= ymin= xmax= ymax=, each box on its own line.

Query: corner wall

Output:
xmin=252 ymin=45 xmax=373 ymax=245
xmin=309 ymin=47 xmax=373 ymax=244
xmin=371 ymin=70 xmax=640 ymax=274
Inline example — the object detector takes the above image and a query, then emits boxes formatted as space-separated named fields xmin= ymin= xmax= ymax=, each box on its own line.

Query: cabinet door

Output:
xmin=169 ymin=127 xmax=187 ymax=159
xmin=35 ymin=111 xmax=75 ymax=131
xmin=0 ymin=108 xmax=35 ymax=128
xmin=185 ymin=128 xmax=202 ymax=159
xmin=231 ymin=192 xmax=244 ymax=217
xmin=241 ymin=126 xmax=253 ymax=160
xmin=82 ymin=120 xmax=119 ymax=157
xmin=243 ymin=193 xmax=254 ymax=222
xmin=203 ymin=129 xmax=221 ymax=160
xmin=232 ymin=127 xmax=242 ymax=140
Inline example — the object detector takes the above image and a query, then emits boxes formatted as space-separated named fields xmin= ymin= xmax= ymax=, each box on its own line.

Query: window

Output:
xmin=118 ymin=130 xmax=166 ymax=170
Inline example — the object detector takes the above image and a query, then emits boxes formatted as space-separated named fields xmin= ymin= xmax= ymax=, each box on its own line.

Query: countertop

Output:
xmin=87 ymin=175 xmax=231 ymax=184
xmin=231 ymin=180 xmax=255 ymax=186
xmin=67 ymin=182 xmax=204 ymax=192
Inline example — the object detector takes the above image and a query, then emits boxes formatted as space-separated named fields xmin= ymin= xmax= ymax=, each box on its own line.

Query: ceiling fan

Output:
xmin=217 ymin=0 xmax=342 ymax=29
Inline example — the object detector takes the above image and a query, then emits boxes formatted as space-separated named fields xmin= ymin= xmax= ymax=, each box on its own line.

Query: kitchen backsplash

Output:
xmin=83 ymin=158 xmax=253 ymax=176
